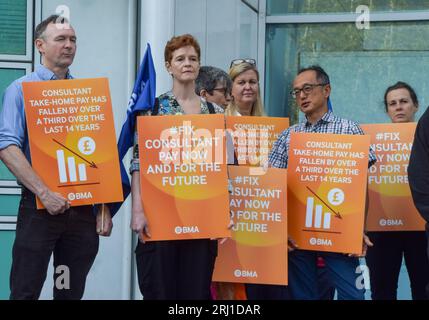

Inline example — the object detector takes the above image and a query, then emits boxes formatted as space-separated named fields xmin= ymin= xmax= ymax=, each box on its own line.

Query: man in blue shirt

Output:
xmin=269 ymin=65 xmax=376 ymax=300
xmin=0 ymin=15 xmax=112 ymax=300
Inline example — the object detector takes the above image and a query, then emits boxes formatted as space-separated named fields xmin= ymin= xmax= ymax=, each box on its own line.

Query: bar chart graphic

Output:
xmin=305 ymin=197 xmax=332 ymax=230
xmin=56 ymin=150 xmax=88 ymax=183
xmin=53 ymin=138 xmax=99 ymax=187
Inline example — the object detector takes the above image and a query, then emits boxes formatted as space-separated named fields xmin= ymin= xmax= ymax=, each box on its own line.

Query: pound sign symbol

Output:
xmin=84 ymin=140 xmax=91 ymax=153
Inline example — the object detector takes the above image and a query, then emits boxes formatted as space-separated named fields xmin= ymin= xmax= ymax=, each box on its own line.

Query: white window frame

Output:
xmin=0 ymin=217 xmax=18 ymax=224
xmin=0 ymin=62 xmax=32 ymax=74
xmin=0 ymin=181 xmax=19 ymax=188
xmin=0 ymin=63 xmax=31 ymax=190
xmin=0 ymin=188 xmax=21 ymax=195
xmin=0 ymin=0 xmax=34 ymax=62
xmin=266 ymin=11 xmax=429 ymax=24
xmin=257 ymin=0 xmax=266 ymax=99
xmin=0 ymin=224 xmax=16 ymax=231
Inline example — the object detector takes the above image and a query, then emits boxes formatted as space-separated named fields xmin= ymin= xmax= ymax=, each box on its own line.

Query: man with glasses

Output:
xmin=195 ymin=66 xmax=232 ymax=109
xmin=269 ymin=65 xmax=376 ymax=300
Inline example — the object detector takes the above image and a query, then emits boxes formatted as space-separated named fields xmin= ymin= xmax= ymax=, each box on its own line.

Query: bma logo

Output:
xmin=309 ymin=237 xmax=332 ymax=246
xmin=68 ymin=192 xmax=93 ymax=201
xmin=234 ymin=269 xmax=258 ymax=278
xmin=379 ymin=219 xmax=404 ymax=227
xmin=174 ymin=226 xmax=200 ymax=235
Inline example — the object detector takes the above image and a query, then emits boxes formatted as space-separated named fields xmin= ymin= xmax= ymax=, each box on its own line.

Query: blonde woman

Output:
xmin=220 ymin=59 xmax=288 ymax=300
xmin=226 ymin=59 xmax=265 ymax=117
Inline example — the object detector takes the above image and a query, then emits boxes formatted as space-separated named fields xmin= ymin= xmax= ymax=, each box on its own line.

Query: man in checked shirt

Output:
xmin=269 ymin=65 xmax=376 ymax=300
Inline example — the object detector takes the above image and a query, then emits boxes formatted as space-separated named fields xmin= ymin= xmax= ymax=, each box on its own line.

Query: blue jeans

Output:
xmin=288 ymin=250 xmax=365 ymax=300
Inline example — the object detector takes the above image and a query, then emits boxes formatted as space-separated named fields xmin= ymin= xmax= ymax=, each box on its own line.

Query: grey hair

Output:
xmin=195 ymin=66 xmax=232 ymax=95
xmin=35 ymin=14 xmax=70 ymax=40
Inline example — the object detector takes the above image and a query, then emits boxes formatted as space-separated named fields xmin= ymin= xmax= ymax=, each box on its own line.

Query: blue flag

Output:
xmin=109 ymin=44 xmax=156 ymax=216
xmin=328 ymin=97 xmax=333 ymax=112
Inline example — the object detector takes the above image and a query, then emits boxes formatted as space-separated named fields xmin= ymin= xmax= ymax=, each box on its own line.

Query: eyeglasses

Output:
xmin=211 ymin=87 xmax=231 ymax=98
xmin=290 ymin=83 xmax=329 ymax=99
xmin=230 ymin=58 xmax=256 ymax=68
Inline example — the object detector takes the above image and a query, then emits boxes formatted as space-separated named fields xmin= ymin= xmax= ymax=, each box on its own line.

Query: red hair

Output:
xmin=164 ymin=34 xmax=201 ymax=63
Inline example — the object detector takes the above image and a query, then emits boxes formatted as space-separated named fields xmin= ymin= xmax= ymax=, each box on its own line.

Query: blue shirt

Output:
xmin=0 ymin=65 xmax=73 ymax=162
xmin=269 ymin=111 xmax=377 ymax=169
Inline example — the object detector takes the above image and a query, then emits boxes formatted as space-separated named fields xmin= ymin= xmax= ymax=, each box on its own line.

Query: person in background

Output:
xmin=226 ymin=59 xmax=289 ymax=300
xmin=195 ymin=65 xmax=237 ymax=300
xmin=195 ymin=66 xmax=232 ymax=109
xmin=367 ymin=81 xmax=429 ymax=300
xmin=226 ymin=59 xmax=265 ymax=117
xmin=130 ymin=34 xmax=225 ymax=300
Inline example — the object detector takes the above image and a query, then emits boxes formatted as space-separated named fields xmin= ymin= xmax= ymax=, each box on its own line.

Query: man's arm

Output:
xmin=0 ymin=145 xmax=69 ymax=215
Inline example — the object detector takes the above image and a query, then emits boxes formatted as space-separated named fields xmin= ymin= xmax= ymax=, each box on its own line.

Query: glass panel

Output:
xmin=0 ymin=68 xmax=25 ymax=110
xmin=0 ymin=67 xmax=26 ymax=180
xmin=0 ymin=0 xmax=27 ymax=55
xmin=267 ymin=0 xmax=429 ymax=15
xmin=265 ymin=22 xmax=429 ymax=124
xmin=239 ymin=0 xmax=258 ymax=61
xmin=0 ymin=230 xmax=15 ymax=300
xmin=204 ymin=0 xmax=258 ymax=71
xmin=0 ymin=195 xmax=20 ymax=216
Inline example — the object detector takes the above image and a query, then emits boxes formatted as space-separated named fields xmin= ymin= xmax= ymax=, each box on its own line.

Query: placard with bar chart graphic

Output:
xmin=362 ymin=123 xmax=426 ymax=231
xmin=287 ymin=132 xmax=371 ymax=254
xmin=22 ymin=78 xmax=123 ymax=208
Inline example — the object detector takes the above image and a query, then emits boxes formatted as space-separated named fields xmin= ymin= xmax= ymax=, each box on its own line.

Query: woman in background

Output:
xmin=225 ymin=59 xmax=264 ymax=117
xmin=366 ymin=81 xmax=429 ymax=300
xmin=195 ymin=65 xmax=232 ymax=109
xmin=223 ymin=59 xmax=289 ymax=300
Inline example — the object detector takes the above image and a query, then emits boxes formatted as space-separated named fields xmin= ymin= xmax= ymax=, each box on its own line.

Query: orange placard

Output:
xmin=22 ymin=78 xmax=123 ymax=208
xmin=213 ymin=166 xmax=288 ymax=285
xmin=287 ymin=133 xmax=370 ymax=254
xmin=138 ymin=114 xmax=231 ymax=241
xmin=362 ymin=123 xmax=425 ymax=231
xmin=226 ymin=116 xmax=289 ymax=166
